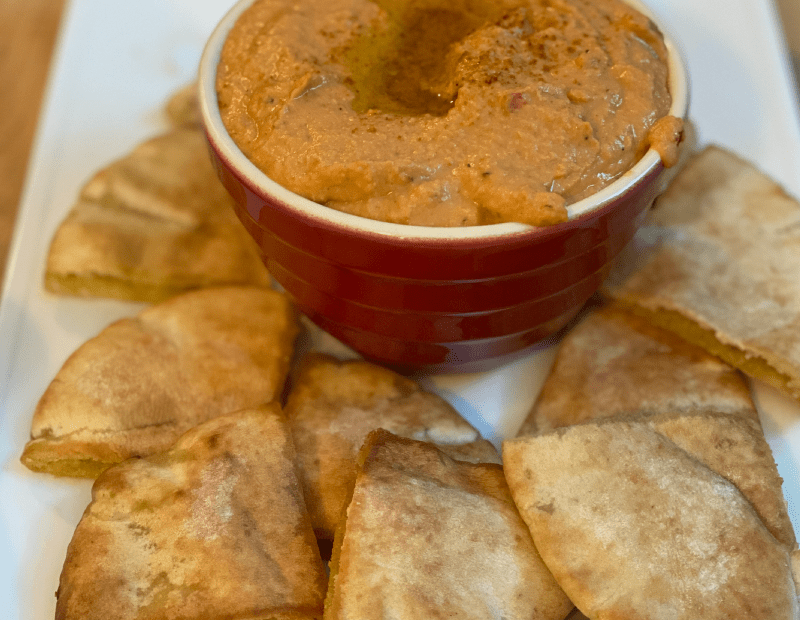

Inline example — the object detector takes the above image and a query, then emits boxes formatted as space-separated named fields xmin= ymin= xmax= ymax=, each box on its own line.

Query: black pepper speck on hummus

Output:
xmin=216 ymin=0 xmax=682 ymax=227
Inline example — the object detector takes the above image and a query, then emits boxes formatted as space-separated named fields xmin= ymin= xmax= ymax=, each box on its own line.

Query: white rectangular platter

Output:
xmin=1 ymin=1 xmax=800 ymax=618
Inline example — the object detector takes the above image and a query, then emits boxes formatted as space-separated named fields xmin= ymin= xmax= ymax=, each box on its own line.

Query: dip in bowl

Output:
xmin=199 ymin=0 xmax=689 ymax=372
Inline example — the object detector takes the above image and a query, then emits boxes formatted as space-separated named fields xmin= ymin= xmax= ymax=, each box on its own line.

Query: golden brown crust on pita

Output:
xmin=518 ymin=304 xmax=796 ymax=550
xmin=503 ymin=422 xmax=800 ymax=620
xmin=325 ymin=430 xmax=573 ymax=620
xmin=604 ymin=145 xmax=800 ymax=402
xmin=55 ymin=404 xmax=327 ymax=620
xmin=45 ymin=128 xmax=270 ymax=302
xmin=285 ymin=353 xmax=489 ymax=539
xmin=22 ymin=286 xmax=298 ymax=477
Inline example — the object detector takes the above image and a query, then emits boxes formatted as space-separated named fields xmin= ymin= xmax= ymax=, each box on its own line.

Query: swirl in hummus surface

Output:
xmin=217 ymin=0 xmax=680 ymax=227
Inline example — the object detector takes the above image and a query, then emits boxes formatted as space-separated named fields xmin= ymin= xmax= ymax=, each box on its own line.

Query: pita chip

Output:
xmin=22 ymin=286 xmax=297 ymax=478
xmin=520 ymin=304 xmax=757 ymax=435
xmin=325 ymin=430 xmax=573 ymax=620
xmin=519 ymin=303 xmax=796 ymax=550
xmin=285 ymin=353 xmax=499 ymax=539
xmin=45 ymin=128 xmax=270 ymax=303
xmin=55 ymin=404 xmax=327 ymax=620
xmin=604 ymin=145 xmax=800 ymax=402
xmin=503 ymin=421 xmax=800 ymax=620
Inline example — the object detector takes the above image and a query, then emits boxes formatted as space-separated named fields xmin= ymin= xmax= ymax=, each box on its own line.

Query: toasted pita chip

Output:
xmin=22 ymin=286 xmax=297 ymax=478
xmin=520 ymin=305 xmax=757 ymax=435
xmin=55 ymin=404 xmax=327 ymax=620
xmin=165 ymin=82 xmax=201 ymax=127
xmin=604 ymin=145 xmax=800 ymax=402
xmin=519 ymin=304 xmax=795 ymax=550
xmin=45 ymin=128 xmax=270 ymax=302
xmin=285 ymin=354 xmax=497 ymax=539
xmin=503 ymin=421 xmax=800 ymax=620
xmin=325 ymin=430 xmax=573 ymax=620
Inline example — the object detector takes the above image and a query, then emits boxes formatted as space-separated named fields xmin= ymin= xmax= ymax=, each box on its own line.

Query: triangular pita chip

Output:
xmin=55 ymin=404 xmax=327 ymax=620
xmin=519 ymin=304 xmax=795 ymax=550
xmin=45 ymin=128 xmax=270 ymax=302
xmin=325 ymin=430 xmax=573 ymax=620
xmin=520 ymin=304 xmax=757 ymax=435
xmin=22 ymin=286 xmax=297 ymax=478
xmin=503 ymin=421 xmax=800 ymax=620
xmin=604 ymin=145 xmax=800 ymax=402
xmin=285 ymin=353 xmax=498 ymax=539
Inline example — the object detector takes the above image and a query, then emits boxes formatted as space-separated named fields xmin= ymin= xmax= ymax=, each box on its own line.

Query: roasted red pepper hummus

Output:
xmin=217 ymin=0 xmax=682 ymax=227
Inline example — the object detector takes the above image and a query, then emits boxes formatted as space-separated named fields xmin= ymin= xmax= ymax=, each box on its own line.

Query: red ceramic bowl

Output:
xmin=198 ymin=0 xmax=689 ymax=373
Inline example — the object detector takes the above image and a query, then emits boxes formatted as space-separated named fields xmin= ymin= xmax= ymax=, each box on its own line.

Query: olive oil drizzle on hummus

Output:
xmin=343 ymin=0 xmax=512 ymax=116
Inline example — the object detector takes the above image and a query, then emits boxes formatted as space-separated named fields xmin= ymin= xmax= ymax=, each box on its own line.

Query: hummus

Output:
xmin=217 ymin=0 xmax=681 ymax=227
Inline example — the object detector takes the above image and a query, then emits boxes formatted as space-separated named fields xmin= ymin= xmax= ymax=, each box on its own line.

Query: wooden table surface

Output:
xmin=0 ymin=0 xmax=66 ymax=295
xmin=1 ymin=0 xmax=799 ymax=298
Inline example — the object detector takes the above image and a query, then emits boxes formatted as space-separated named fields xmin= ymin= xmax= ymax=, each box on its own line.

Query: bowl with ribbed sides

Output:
xmin=198 ymin=0 xmax=689 ymax=373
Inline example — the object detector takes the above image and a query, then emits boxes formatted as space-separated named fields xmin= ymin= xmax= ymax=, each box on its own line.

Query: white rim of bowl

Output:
xmin=199 ymin=0 xmax=689 ymax=241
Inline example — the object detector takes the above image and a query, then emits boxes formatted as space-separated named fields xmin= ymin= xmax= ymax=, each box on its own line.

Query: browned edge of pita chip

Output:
xmin=612 ymin=298 xmax=800 ymax=402
xmin=21 ymin=439 xmax=127 ymax=479
xmin=44 ymin=271 xmax=248 ymax=305
xmin=45 ymin=273 xmax=164 ymax=303
xmin=324 ymin=430 xmax=372 ymax=620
